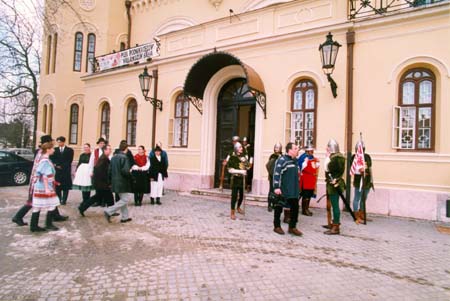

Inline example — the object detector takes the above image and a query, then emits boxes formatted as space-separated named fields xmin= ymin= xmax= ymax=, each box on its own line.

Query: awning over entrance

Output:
xmin=183 ymin=51 xmax=267 ymax=118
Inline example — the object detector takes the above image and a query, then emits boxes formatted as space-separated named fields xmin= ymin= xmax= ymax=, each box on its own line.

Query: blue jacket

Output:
xmin=273 ymin=154 xmax=300 ymax=199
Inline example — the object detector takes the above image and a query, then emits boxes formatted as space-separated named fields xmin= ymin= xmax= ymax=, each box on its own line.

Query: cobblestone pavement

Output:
xmin=0 ymin=186 xmax=449 ymax=301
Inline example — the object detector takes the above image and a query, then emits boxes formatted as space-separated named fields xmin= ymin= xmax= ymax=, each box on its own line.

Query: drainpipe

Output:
xmin=345 ymin=29 xmax=355 ymax=204
xmin=151 ymin=69 xmax=159 ymax=148
xmin=125 ymin=0 xmax=132 ymax=48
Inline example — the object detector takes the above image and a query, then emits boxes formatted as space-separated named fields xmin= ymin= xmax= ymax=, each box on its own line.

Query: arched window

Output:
xmin=48 ymin=103 xmax=53 ymax=135
xmin=394 ymin=68 xmax=435 ymax=150
xmin=100 ymin=102 xmax=110 ymax=141
xmin=42 ymin=104 xmax=47 ymax=132
xmin=52 ymin=33 xmax=58 ymax=73
xmin=69 ymin=104 xmax=79 ymax=144
xmin=86 ymin=33 xmax=96 ymax=73
xmin=173 ymin=93 xmax=190 ymax=147
xmin=73 ymin=32 xmax=83 ymax=71
xmin=120 ymin=42 xmax=126 ymax=51
xmin=290 ymin=79 xmax=317 ymax=147
xmin=126 ymin=99 xmax=137 ymax=146
xmin=46 ymin=35 xmax=52 ymax=75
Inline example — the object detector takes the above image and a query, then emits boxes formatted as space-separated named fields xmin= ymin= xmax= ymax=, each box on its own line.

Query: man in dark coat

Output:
xmin=78 ymin=145 xmax=114 ymax=216
xmin=50 ymin=136 xmax=74 ymax=205
xmin=273 ymin=142 xmax=302 ymax=236
xmin=104 ymin=141 xmax=133 ymax=223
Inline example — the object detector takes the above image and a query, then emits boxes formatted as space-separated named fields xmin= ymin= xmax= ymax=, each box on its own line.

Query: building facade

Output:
xmin=39 ymin=0 xmax=450 ymax=221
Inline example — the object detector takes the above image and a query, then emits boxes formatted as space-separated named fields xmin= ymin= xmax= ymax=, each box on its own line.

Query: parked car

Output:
xmin=0 ymin=150 xmax=33 ymax=186
xmin=6 ymin=148 xmax=35 ymax=161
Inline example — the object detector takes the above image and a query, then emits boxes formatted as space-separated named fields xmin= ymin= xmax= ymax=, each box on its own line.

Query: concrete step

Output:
xmin=190 ymin=188 xmax=267 ymax=202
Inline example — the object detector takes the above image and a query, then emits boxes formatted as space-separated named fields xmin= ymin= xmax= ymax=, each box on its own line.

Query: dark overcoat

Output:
xmin=51 ymin=146 xmax=74 ymax=189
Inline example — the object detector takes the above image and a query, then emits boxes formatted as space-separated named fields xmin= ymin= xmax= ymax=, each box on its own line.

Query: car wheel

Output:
xmin=13 ymin=170 xmax=28 ymax=185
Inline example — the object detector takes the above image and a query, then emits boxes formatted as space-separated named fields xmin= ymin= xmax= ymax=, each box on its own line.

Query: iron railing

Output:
xmin=348 ymin=0 xmax=448 ymax=19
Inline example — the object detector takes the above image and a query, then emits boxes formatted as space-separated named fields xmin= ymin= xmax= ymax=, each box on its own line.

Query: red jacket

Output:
xmin=299 ymin=157 xmax=319 ymax=190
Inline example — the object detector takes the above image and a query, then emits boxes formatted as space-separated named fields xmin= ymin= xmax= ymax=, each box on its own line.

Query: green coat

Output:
xmin=326 ymin=153 xmax=346 ymax=195
xmin=109 ymin=152 xmax=132 ymax=193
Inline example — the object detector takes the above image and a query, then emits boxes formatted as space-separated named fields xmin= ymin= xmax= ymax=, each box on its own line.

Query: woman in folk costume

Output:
xmin=299 ymin=145 xmax=320 ymax=216
xmin=266 ymin=142 xmax=282 ymax=212
xmin=227 ymin=142 xmax=251 ymax=220
xmin=72 ymin=143 xmax=93 ymax=203
xmin=149 ymin=145 xmax=168 ymax=205
xmin=30 ymin=141 xmax=62 ymax=232
xmin=131 ymin=145 xmax=150 ymax=206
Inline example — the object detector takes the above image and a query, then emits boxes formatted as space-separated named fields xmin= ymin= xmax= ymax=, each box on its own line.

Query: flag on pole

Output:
xmin=350 ymin=141 xmax=365 ymax=176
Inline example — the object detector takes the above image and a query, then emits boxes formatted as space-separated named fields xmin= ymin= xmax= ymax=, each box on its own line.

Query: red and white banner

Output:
xmin=96 ymin=42 xmax=160 ymax=72
xmin=350 ymin=142 xmax=365 ymax=176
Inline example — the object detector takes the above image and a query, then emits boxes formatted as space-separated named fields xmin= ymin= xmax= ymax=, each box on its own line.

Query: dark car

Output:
xmin=0 ymin=150 xmax=33 ymax=186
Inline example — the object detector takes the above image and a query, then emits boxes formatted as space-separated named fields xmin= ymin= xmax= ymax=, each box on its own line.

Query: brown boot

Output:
xmin=288 ymin=227 xmax=303 ymax=236
xmin=273 ymin=227 xmax=285 ymax=235
xmin=305 ymin=198 xmax=313 ymax=216
xmin=355 ymin=211 xmax=363 ymax=224
xmin=324 ymin=224 xmax=340 ymax=235
xmin=283 ymin=209 xmax=291 ymax=224
xmin=230 ymin=210 xmax=236 ymax=220
xmin=301 ymin=199 xmax=308 ymax=216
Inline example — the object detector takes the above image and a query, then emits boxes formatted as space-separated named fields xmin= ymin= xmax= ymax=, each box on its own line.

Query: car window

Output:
xmin=0 ymin=152 xmax=15 ymax=163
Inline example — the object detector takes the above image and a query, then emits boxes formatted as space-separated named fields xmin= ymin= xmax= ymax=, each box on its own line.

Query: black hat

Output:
xmin=97 ymin=137 xmax=106 ymax=144
xmin=40 ymin=135 xmax=53 ymax=144
xmin=154 ymin=145 xmax=162 ymax=152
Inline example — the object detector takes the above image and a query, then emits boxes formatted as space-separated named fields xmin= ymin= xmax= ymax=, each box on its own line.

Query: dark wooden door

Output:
xmin=214 ymin=78 xmax=256 ymax=188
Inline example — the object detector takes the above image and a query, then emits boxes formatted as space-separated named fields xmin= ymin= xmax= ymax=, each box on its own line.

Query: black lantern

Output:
xmin=319 ymin=32 xmax=341 ymax=98
xmin=139 ymin=66 xmax=162 ymax=111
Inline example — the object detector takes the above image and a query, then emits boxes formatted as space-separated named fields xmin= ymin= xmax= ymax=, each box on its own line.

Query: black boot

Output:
xmin=139 ymin=194 xmax=144 ymax=206
xmin=30 ymin=212 xmax=46 ymax=232
xmin=12 ymin=205 xmax=31 ymax=226
xmin=156 ymin=197 xmax=161 ymax=205
xmin=150 ymin=198 xmax=155 ymax=205
xmin=53 ymin=207 xmax=69 ymax=222
xmin=134 ymin=194 xmax=139 ymax=206
xmin=45 ymin=210 xmax=59 ymax=231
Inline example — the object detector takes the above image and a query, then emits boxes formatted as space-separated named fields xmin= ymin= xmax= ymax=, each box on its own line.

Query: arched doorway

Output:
xmin=214 ymin=78 xmax=256 ymax=189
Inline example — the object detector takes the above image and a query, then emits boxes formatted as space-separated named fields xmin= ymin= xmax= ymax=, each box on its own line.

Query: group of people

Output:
xmin=268 ymin=139 xmax=372 ymax=236
xmin=11 ymin=135 xmax=169 ymax=232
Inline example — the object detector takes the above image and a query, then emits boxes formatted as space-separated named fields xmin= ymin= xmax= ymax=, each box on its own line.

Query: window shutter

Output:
xmin=392 ymin=105 xmax=401 ymax=149
xmin=168 ymin=118 xmax=174 ymax=147
xmin=285 ymin=111 xmax=291 ymax=145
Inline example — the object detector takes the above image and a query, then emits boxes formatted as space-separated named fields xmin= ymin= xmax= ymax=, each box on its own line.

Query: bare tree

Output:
xmin=0 ymin=0 xmax=85 ymax=149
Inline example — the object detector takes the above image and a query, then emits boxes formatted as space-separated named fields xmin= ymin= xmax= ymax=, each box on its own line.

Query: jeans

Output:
xmin=105 ymin=193 xmax=132 ymax=219
xmin=353 ymin=188 xmax=370 ymax=211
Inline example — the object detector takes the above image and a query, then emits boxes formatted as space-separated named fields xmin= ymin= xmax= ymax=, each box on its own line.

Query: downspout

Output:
xmin=345 ymin=29 xmax=355 ymax=204
xmin=125 ymin=0 xmax=132 ymax=48
xmin=151 ymin=69 xmax=159 ymax=148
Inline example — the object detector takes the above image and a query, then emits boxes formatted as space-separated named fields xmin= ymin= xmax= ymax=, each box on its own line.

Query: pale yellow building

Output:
xmin=39 ymin=0 xmax=450 ymax=221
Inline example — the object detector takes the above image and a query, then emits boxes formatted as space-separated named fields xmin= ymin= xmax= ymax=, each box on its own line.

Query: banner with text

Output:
xmin=96 ymin=42 xmax=160 ymax=72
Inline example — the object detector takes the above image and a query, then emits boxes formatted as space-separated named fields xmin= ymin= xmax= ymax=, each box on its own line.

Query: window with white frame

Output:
xmin=173 ymin=94 xmax=189 ymax=147
xmin=290 ymin=79 xmax=317 ymax=147
xmin=100 ymin=102 xmax=110 ymax=141
xmin=393 ymin=68 xmax=435 ymax=150
xmin=126 ymin=99 xmax=137 ymax=146
xmin=69 ymin=104 xmax=79 ymax=144
xmin=86 ymin=33 xmax=95 ymax=73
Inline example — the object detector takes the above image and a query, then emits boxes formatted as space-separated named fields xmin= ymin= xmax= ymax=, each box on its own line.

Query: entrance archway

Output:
xmin=214 ymin=78 xmax=256 ymax=189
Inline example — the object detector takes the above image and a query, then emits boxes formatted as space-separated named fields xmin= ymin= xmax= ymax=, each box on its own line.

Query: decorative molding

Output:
xmin=41 ymin=93 xmax=56 ymax=105
xmin=277 ymin=2 xmax=332 ymax=29
xmin=115 ymin=33 xmax=129 ymax=46
xmin=65 ymin=94 xmax=85 ymax=110
xmin=79 ymin=0 xmax=96 ymax=11
xmin=152 ymin=16 xmax=198 ymax=36
xmin=388 ymin=55 xmax=450 ymax=84
xmin=216 ymin=18 xmax=259 ymax=41
xmin=167 ymin=32 xmax=203 ymax=52
xmin=240 ymin=0 xmax=293 ymax=13
xmin=209 ymin=0 xmax=223 ymax=10
xmin=284 ymin=70 xmax=326 ymax=89
xmin=71 ymin=21 xmax=98 ymax=34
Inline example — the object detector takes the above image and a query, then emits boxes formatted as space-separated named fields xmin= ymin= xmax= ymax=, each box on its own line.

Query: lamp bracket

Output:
xmin=145 ymin=96 xmax=163 ymax=111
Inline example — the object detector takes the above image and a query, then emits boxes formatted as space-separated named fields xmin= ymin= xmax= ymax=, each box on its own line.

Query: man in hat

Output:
xmin=12 ymin=135 xmax=68 ymax=226
xmin=324 ymin=139 xmax=346 ymax=235
xmin=299 ymin=145 xmax=320 ymax=216
xmin=50 ymin=136 xmax=74 ymax=205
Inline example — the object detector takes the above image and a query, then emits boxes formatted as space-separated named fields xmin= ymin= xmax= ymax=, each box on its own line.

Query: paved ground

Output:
xmin=0 ymin=185 xmax=449 ymax=301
